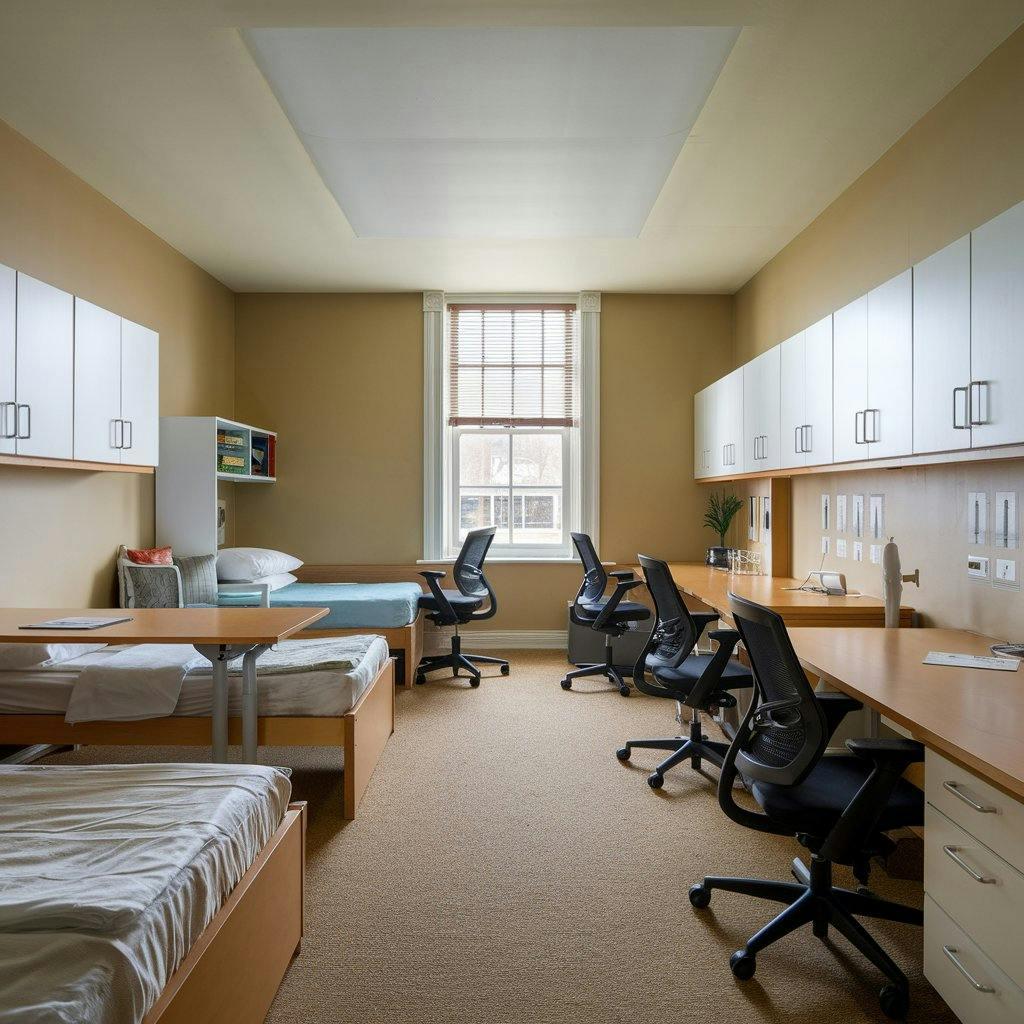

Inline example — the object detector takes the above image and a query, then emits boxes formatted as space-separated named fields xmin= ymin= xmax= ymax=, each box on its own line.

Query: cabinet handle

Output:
xmin=0 ymin=401 xmax=15 ymax=439
xmin=942 ymin=780 xmax=996 ymax=813
xmin=803 ymin=424 xmax=812 ymax=453
xmin=865 ymin=408 xmax=880 ymax=443
xmin=16 ymin=404 xmax=30 ymax=440
xmin=942 ymin=844 xmax=995 ymax=884
xmin=952 ymin=386 xmax=970 ymax=430
xmin=111 ymin=419 xmax=122 ymax=449
xmin=941 ymin=947 xmax=996 ymax=994
xmin=794 ymin=426 xmax=801 ymax=455
xmin=969 ymin=381 xmax=988 ymax=426
xmin=854 ymin=410 xmax=865 ymax=444
xmin=124 ymin=420 xmax=133 ymax=450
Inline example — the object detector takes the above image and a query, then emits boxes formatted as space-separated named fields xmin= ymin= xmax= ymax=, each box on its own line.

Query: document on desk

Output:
xmin=924 ymin=651 xmax=1020 ymax=672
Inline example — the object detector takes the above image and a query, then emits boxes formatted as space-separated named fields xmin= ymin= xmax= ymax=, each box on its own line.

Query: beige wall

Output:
xmin=730 ymin=26 xmax=1024 ymax=636
xmin=233 ymin=292 xmax=734 ymax=629
xmin=0 ymin=120 xmax=234 ymax=606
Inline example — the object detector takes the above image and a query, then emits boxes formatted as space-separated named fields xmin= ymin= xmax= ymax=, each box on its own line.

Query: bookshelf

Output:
xmin=157 ymin=416 xmax=277 ymax=555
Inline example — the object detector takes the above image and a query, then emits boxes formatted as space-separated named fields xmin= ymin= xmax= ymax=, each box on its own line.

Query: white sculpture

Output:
xmin=882 ymin=537 xmax=919 ymax=628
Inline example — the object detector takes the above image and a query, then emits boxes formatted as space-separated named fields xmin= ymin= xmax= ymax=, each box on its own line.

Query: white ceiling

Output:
xmin=244 ymin=27 xmax=739 ymax=238
xmin=0 ymin=2 xmax=1020 ymax=293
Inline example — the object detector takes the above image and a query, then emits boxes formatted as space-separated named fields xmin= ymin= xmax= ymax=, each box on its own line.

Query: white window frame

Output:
xmin=423 ymin=291 xmax=600 ymax=562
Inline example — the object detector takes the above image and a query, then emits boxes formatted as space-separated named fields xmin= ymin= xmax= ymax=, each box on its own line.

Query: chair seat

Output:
xmin=418 ymin=590 xmax=483 ymax=613
xmin=651 ymin=652 xmax=752 ymax=691
xmin=751 ymin=754 xmax=925 ymax=836
xmin=579 ymin=600 xmax=651 ymax=623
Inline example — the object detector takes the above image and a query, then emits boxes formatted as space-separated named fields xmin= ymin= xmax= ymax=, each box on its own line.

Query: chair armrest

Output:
xmin=218 ymin=582 xmax=271 ymax=608
xmin=846 ymin=737 xmax=925 ymax=769
xmin=420 ymin=570 xmax=446 ymax=581
xmin=419 ymin=570 xmax=456 ymax=621
xmin=683 ymin=629 xmax=745 ymax=710
xmin=815 ymin=692 xmax=864 ymax=742
xmin=592 ymin=578 xmax=642 ymax=630
xmin=608 ymin=570 xmax=636 ymax=581
xmin=692 ymin=611 xmax=720 ymax=639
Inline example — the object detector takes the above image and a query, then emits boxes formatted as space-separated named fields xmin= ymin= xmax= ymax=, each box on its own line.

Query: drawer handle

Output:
xmin=943 ymin=780 xmax=996 ymax=813
xmin=943 ymin=845 xmax=995 ymax=884
xmin=942 ymin=946 xmax=996 ymax=994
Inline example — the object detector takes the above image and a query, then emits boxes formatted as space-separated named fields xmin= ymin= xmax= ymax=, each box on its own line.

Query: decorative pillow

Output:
xmin=126 ymin=545 xmax=173 ymax=565
xmin=124 ymin=563 xmax=182 ymax=609
xmin=252 ymin=572 xmax=298 ymax=593
xmin=217 ymin=547 xmax=303 ymax=582
xmin=174 ymin=554 xmax=220 ymax=607
xmin=0 ymin=643 xmax=108 ymax=670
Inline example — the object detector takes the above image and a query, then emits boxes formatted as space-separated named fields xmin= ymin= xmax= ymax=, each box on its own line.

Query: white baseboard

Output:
xmin=424 ymin=628 xmax=568 ymax=653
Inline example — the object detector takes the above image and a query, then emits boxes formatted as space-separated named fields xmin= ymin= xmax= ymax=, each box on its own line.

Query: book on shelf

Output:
xmin=217 ymin=431 xmax=246 ymax=447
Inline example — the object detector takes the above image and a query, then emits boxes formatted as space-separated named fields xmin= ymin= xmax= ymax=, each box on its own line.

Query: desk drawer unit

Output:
xmin=924 ymin=751 xmax=1024 ymax=1023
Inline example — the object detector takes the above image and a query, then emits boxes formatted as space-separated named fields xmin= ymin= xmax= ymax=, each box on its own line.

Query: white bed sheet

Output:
xmin=0 ymin=763 xmax=292 ymax=1024
xmin=0 ymin=635 xmax=389 ymax=718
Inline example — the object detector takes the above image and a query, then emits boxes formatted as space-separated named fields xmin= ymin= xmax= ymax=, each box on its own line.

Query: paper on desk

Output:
xmin=924 ymin=651 xmax=1020 ymax=672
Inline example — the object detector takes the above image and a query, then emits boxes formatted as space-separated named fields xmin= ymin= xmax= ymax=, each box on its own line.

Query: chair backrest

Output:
xmin=728 ymin=593 xmax=829 ymax=787
xmin=571 ymin=532 xmax=607 ymax=604
xmin=637 ymin=554 xmax=701 ymax=672
xmin=453 ymin=527 xmax=496 ymax=599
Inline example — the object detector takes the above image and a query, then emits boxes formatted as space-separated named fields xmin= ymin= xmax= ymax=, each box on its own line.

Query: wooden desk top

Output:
xmin=0 ymin=607 xmax=328 ymax=646
xmin=789 ymin=627 xmax=1024 ymax=801
xmin=658 ymin=563 xmax=913 ymax=627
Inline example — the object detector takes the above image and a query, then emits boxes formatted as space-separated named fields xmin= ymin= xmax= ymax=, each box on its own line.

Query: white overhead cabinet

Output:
xmin=0 ymin=266 xmax=14 ymax=456
xmin=913 ymin=235 xmax=971 ymax=455
xmin=74 ymin=303 xmax=159 ymax=467
xmin=743 ymin=347 xmax=780 ymax=473
xmin=15 ymin=274 xmax=74 ymax=460
xmin=693 ymin=385 xmax=710 ymax=478
xmin=780 ymin=314 xmax=833 ymax=469
xmin=832 ymin=295 xmax=868 ymax=463
xmin=970 ymin=199 xmax=1024 ymax=450
xmin=713 ymin=368 xmax=743 ymax=476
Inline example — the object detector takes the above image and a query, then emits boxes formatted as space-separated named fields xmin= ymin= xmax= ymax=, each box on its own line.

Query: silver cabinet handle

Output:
xmin=854 ymin=410 xmax=865 ymax=444
xmin=865 ymin=408 xmax=880 ymax=443
xmin=803 ymin=424 xmax=812 ymax=453
xmin=952 ymin=386 xmax=970 ymax=429
xmin=794 ymin=425 xmax=801 ymax=455
xmin=942 ymin=946 xmax=995 ymax=994
xmin=0 ymin=401 xmax=15 ymax=439
xmin=111 ymin=419 xmax=123 ymax=449
xmin=942 ymin=780 xmax=996 ymax=813
xmin=16 ymin=403 xmax=30 ymax=439
xmin=124 ymin=419 xmax=133 ymax=450
xmin=969 ymin=381 xmax=988 ymax=426
xmin=942 ymin=844 xmax=995 ymax=884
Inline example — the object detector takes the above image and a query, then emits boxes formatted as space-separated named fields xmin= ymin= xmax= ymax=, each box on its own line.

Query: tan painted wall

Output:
xmin=730 ymin=27 xmax=1024 ymax=636
xmin=0 ymin=120 xmax=234 ymax=607
xmin=233 ymin=292 xmax=734 ymax=629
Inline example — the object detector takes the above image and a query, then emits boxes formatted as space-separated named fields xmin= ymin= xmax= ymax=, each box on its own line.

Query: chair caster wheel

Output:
xmin=615 ymin=747 xmax=630 ymax=761
xmin=618 ymin=684 xmax=631 ymax=697
xmin=879 ymin=984 xmax=909 ymax=1020
xmin=415 ymin=672 xmax=426 ymax=685
xmin=729 ymin=950 xmax=756 ymax=981
xmin=688 ymin=884 xmax=711 ymax=909
xmin=560 ymin=679 xmax=572 ymax=690
xmin=500 ymin=664 xmax=510 ymax=676
xmin=470 ymin=676 xmax=481 ymax=688
xmin=647 ymin=772 xmax=664 ymax=790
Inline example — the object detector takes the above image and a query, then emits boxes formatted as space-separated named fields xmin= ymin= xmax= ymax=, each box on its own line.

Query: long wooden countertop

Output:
xmin=658 ymin=562 xmax=914 ymax=627
xmin=788 ymin=627 xmax=1024 ymax=801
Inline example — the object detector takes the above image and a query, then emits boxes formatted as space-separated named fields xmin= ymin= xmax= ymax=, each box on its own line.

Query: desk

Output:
xmin=657 ymin=562 xmax=914 ymax=627
xmin=0 ymin=607 xmax=327 ymax=763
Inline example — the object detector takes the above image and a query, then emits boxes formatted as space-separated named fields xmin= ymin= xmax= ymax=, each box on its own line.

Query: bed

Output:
xmin=0 ymin=634 xmax=394 ymax=820
xmin=0 ymin=762 xmax=305 ymax=1024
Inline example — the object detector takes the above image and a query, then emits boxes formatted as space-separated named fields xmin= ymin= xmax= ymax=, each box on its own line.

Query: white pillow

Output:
xmin=254 ymin=572 xmax=298 ymax=593
xmin=0 ymin=643 xmax=108 ymax=671
xmin=217 ymin=547 xmax=303 ymax=582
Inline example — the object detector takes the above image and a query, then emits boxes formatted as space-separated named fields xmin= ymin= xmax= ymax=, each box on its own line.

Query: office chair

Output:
xmin=562 ymin=532 xmax=651 ymax=696
xmin=415 ymin=526 xmax=509 ymax=687
xmin=615 ymin=555 xmax=753 ymax=788
xmin=689 ymin=594 xmax=924 ymax=1020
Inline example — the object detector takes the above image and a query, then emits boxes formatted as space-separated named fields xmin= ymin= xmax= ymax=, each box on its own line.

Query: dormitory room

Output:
xmin=2 ymin=3 xmax=1024 ymax=1022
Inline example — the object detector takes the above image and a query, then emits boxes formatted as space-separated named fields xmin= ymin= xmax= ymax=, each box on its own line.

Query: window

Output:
xmin=444 ymin=302 xmax=580 ymax=558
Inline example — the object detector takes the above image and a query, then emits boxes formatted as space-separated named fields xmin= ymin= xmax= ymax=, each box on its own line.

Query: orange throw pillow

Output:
xmin=126 ymin=545 xmax=173 ymax=565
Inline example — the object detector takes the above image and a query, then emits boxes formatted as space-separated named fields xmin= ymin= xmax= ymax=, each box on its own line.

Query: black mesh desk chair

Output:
xmin=415 ymin=526 xmax=510 ymax=687
xmin=616 ymin=555 xmax=753 ymax=788
xmin=562 ymin=532 xmax=650 ymax=696
xmin=689 ymin=593 xmax=925 ymax=1020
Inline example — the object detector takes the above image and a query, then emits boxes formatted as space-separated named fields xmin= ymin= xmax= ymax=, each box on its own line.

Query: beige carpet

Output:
xmin=45 ymin=651 xmax=954 ymax=1024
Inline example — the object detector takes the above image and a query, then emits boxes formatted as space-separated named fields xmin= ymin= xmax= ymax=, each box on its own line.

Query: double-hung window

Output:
xmin=445 ymin=302 xmax=580 ymax=559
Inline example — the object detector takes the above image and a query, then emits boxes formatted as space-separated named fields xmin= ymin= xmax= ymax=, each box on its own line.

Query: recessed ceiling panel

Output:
xmin=245 ymin=27 xmax=739 ymax=238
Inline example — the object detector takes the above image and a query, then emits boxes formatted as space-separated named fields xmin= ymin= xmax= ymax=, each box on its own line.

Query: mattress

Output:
xmin=0 ymin=762 xmax=291 ymax=1024
xmin=262 ymin=581 xmax=422 ymax=629
xmin=0 ymin=634 xmax=389 ymax=719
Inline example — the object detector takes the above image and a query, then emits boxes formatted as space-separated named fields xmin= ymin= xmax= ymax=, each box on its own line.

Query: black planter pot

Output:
xmin=705 ymin=546 xmax=732 ymax=569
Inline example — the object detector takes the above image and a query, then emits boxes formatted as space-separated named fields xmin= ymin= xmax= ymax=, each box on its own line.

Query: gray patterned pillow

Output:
xmin=174 ymin=554 xmax=219 ymax=607
xmin=124 ymin=564 xmax=181 ymax=609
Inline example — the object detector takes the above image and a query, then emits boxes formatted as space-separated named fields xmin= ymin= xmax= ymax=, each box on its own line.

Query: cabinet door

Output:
xmin=0 ymin=265 xmax=14 ymax=456
xmin=779 ymin=330 xmax=806 ymax=470
xmin=15 ymin=274 xmax=73 ymax=459
xmin=73 ymin=299 xmax=122 ymax=464
xmin=120 ymin=319 xmax=160 ymax=467
xmin=693 ymin=387 xmax=706 ymax=479
xmin=832 ymin=295 xmax=868 ymax=463
xmin=866 ymin=269 xmax=913 ymax=459
xmin=803 ymin=314 xmax=833 ymax=466
xmin=971 ymin=199 xmax=1024 ymax=449
xmin=758 ymin=346 xmax=781 ymax=471
xmin=742 ymin=354 xmax=762 ymax=473
xmin=720 ymin=368 xmax=743 ymax=474
xmin=913 ymin=236 xmax=971 ymax=455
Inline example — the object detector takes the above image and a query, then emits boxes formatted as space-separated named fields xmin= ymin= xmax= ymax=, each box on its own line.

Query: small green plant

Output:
xmin=703 ymin=490 xmax=743 ymax=547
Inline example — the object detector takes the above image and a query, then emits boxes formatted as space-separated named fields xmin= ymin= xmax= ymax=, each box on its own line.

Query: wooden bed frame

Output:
xmin=0 ymin=658 xmax=395 ymax=820
xmin=144 ymin=800 xmax=306 ymax=1024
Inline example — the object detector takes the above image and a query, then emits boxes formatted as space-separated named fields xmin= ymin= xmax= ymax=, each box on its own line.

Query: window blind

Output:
xmin=448 ymin=304 xmax=577 ymax=427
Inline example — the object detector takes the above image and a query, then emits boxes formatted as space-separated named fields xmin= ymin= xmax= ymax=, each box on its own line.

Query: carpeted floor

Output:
xmin=45 ymin=650 xmax=954 ymax=1024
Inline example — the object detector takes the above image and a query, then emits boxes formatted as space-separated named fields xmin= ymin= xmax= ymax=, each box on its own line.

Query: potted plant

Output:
xmin=703 ymin=490 xmax=743 ymax=568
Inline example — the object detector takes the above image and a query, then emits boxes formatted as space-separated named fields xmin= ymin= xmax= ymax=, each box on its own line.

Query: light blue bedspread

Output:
xmin=267 ymin=582 xmax=422 ymax=629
